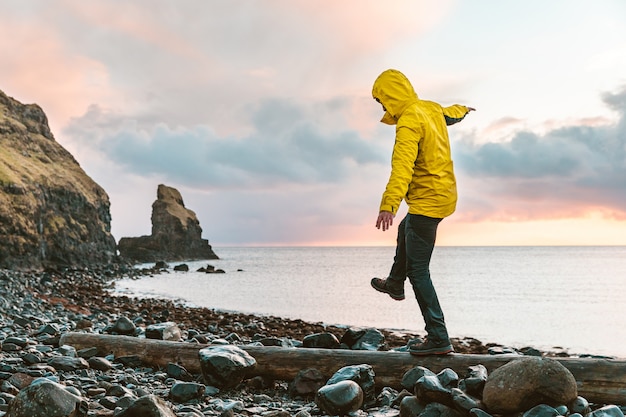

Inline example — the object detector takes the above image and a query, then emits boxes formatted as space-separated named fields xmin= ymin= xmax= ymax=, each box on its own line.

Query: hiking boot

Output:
xmin=409 ymin=338 xmax=454 ymax=356
xmin=370 ymin=277 xmax=405 ymax=301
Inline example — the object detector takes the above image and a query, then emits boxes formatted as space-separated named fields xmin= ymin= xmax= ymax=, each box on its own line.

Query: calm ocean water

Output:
xmin=114 ymin=246 xmax=626 ymax=358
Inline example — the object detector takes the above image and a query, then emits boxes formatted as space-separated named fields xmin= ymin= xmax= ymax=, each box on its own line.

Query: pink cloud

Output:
xmin=60 ymin=1 xmax=207 ymax=63
xmin=280 ymin=0 xmax=454 ymax=52
xmin=440 ymin=216 xmax=626 ymax=246
xmin=0 ymin=20 xmax=116 ymax=136
xmin=485 ymin=116 xmax=523 ymax=131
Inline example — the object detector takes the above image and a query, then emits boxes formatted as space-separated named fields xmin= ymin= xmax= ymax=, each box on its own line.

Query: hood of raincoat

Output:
xmin=372 ymin=69 xmax=418 ymax=125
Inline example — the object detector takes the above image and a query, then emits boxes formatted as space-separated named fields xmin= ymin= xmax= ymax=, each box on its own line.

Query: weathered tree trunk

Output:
xmin=59 ymin=332 xmax=626 ymax=404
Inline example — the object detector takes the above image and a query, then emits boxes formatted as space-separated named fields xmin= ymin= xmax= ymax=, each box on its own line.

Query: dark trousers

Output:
xmin=387 ymin=213 xmax=450 ymax=342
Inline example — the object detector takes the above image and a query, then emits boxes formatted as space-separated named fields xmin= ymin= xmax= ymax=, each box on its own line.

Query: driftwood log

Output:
xmin=59 ymin=332 xmax=626 ymax=404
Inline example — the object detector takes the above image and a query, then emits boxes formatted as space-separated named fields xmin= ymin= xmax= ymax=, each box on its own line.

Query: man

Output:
xmin=370 ymin=69 xmax=474 ymax=356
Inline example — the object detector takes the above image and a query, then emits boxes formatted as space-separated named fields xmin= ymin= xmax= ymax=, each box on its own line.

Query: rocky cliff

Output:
xmin=0 ymin=90 xmax=117 ymax=269
xmin=118 ymin=184 xmax=218 ymax=263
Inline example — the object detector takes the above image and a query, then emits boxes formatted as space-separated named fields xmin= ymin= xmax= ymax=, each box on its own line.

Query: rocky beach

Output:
xmin=2 ymin=87 xmax=626 ymax=417
xmin=0 ymin=264 xmax=624 ymax=417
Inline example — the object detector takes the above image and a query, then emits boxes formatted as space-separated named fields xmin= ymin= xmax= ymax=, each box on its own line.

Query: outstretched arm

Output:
xmin=443 ymin=105 xmax=475 ymax=126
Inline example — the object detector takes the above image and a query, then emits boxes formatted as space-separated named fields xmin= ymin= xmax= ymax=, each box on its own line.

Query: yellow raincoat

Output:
xmin=372 ymin=69 xmax=471 ymax=219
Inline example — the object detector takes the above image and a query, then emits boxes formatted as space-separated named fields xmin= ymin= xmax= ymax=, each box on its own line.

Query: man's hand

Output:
xmin=376 ymin=211 xmax=394 ymax=231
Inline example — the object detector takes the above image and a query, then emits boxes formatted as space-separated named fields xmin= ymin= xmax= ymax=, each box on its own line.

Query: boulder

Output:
xmin=77 ymin=347 xmax=99 ymax=359
xmin=392 ymin=389 xmax=414 ymax=407
xmin=109 ymin=316 xmax=136 ymax=335
xmin=302 ymin=332 xmax=340 ymax=349
xmin=6 ymin=373 xmax=34 ymax=390
xmin=376 ymin=386 xmax=399 ymax=407
xmin=400 ymin=395 xmax=425 ymax=417
xmin=5 ymin=378 xmax=88 ymax=417
xmin=0 ymin=89 xmax=117 ymax=269
xmin=169 ymin=381 xmax=205 ymax=403
xmin=569 ymin=396 xmax=590 ymax=415
xmin=87 ymin=356 xmax=113 ymax=372
xmin=2 ymin=379 xmax=19 ymax=395
xmin=115 ymin=394 xmax=177 ymax=417
xmin=145 ymin=321 xmax=182 ymax=341
xmin=3 ymin=336 xmax=27 ymax=348
xmin=340 ymin=328 xmax=365 ymax=348
xmin=47 ymin=356 xmax=90 ymax=372
xmin=482 ymin=357 xmax=578 ymax=414
xmin=450 ymin=388 xmax=483 ymax=414
xmin=173 ymin=263 xmax=189 ymax=271
xmin=100 ymin=394 xmax=136 ymax=410
xmin=289 ymin=368 xmax=325 ymax=397
xmin=22 ymin=352 xmax=43 ymax=365
xmin=166 ymin=363 xmax=194 ymax=382
xmin=587 ymin=405 xmax=625 ymax=417
xmin=415 ymin=374 xmax=453 ymax=407
xmin=57 ymin=345 xmax=77 ymax=357
xmin=402 ymin=365 xmax=437 ymax=391
xmin=107 ymin=385 xmax=135 ymax=398
xmin=198 ymin=345 xmax=256 ymax=389
xmin=522 ymin=404 xmax=560 ymax=417
xmin=459 ymin=364 xmax=488 ymax=397
xmin=437 ymin=368 xmax=459 ymax=389
xmin=118 ymin=184 xmax=218 ymax=263
xmin=316 ymin=380 xmax=363 ymax=416
xmin=327 ymin=364 xmax=376 ymax=407
xmin=555 ymin=405 xmax=569 ymax=415
xmin=257 ymin=337 xmax=294 ymax=347
xmin=341 ymin=327 xmax=385 ymax=350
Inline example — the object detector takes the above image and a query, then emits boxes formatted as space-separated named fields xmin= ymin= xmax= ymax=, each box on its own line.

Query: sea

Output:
xmin=113 ymin=246 xmax=626 ymax=358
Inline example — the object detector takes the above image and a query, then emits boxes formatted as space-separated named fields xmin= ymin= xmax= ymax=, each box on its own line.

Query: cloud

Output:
xmin=0 ymin=0 xmax=453 ymax=132
xmin=0 ymin=11 xmax=115 ymax=134
xmin=454 ymin=87 xmax=626 ymax=220
xmin=63 ymin=97 xmax=387 ymax=190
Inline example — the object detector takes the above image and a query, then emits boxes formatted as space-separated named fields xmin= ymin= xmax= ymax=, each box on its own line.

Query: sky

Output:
xmin=1 ymin=0 xmax=626 ymax=247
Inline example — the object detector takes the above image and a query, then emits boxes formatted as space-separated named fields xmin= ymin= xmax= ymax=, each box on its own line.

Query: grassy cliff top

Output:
xmin=0 ymin=90 xmax=107 ymax=206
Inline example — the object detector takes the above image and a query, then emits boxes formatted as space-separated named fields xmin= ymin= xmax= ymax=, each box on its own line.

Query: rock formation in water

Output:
xmin=0 ymin=89 xmax=117 ymax=269
xmin=118 ymin=184 xmax=218 ymax=263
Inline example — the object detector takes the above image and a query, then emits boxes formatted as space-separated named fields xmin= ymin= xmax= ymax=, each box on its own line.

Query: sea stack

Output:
xmin=118 ymin=184 xmax=218 ymax=263
xmin=0 ymin=89 xmax=117 ymax=269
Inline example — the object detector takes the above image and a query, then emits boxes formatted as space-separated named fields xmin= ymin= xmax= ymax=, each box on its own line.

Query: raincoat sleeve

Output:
xmin=379 ymin=123 xmax=422 ymax=215
xmin=442 ymin=104 xmax=471 ymax=126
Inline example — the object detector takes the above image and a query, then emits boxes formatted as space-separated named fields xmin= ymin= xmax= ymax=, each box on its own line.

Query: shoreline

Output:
xmin=49 ymin=264 xmax=622 ymax=358
xmin=114 ymin=264 xmax=624 ymax=361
